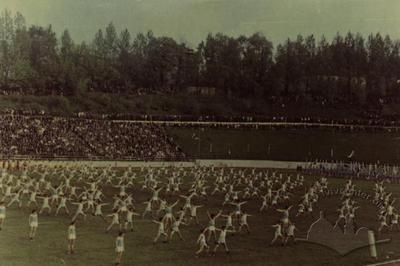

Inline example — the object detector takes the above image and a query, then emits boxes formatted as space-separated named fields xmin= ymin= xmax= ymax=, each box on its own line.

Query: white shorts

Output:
xmin=0 ymin=214 xmax=5 ymax=219
xmin=116 ymin=247 xmax=124 ymax=253
xmin=68 ymin=234 xmax=76 ymax=240
xmin=30 ymin=222 xmax=38 ymax=227
xmin=208 ymin=225 xmax=215 ymax=231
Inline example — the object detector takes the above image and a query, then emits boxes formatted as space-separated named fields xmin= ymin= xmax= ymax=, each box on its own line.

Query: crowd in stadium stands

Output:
xmin=0 ymin=115 xmax=186 ymax=160
xmin=1 ymin=107 xmax=400 ymax=160
xmin=2 ymin=107 xmax=400 ymax=128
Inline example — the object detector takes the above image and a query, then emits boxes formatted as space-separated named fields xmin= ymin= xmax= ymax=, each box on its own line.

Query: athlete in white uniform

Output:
xmin=213 ymin=226 xmax=235 ymax=254
xmin=333 ymin=207 xmax=346 ymax=229
xmin=221 ymin=212 xmax=235 ymax=231
xmin=39 ymin=195 xmax=52 ymax=215
xmin=196 ymin=228 xmax=209 ymax=257
xmin=56 ymin=196 xmax=70 ymax=215
xmin=124 ymin=207 xmax=140 ymax=232
xmin=0 ymin=201 xmax=6 ymax=230
xmin=8 ymin=190 xmax=23 ymax=208
xmin=106 ymin=210 xmax=121 ymax=233
xmin=29 ymin=209 xmax=39 ymax=240
xmin=94 ymin=201 xmax=109 ymax=221
xmin=206 ymin=210 xmax=222 ymax=241
xmin=27 ymin=190 xmax=38 ymax=207
xmin=169 ymin=217 xmax=187 ymax=241
xmin=378 ymin=215 xmax=389 ymax=234
xmin=189 ymin=205 xmax=203 ymax=225
xmin=72 ymin=200 xmax=87 ymax=221
xmin=67 ymin=220 xmax=76 ymax=254
xmin=390 ymin=212 xmax=400 ymax=231
xmin=238 ymin=213 xmax=252 ymax=234
xmin=115 ymin=232 xmax=125 ymax=266
xmin=153 ymin=217 xmax=168 ymax=243
xmin=162 ymin=200 xmax=179 ymax=229
xmin=259 ymin=195 xmax=269 ymax=212
xmin=142 ymin=199 xmax=153 ymax=219
xmin=284 ymin=223 xmax=298 ymax=245
xmin=270 ymin=223 xmax=284 ymax=245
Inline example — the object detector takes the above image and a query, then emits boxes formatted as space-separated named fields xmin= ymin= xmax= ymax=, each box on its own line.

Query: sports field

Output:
xmin=1 ymin=167 xmax=400 ymax=266
xmin=168 ymin=128 xmax=400 ymax=163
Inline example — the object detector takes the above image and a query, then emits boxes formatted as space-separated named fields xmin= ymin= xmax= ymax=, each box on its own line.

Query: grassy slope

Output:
xmin=168 ymin=127 xmax=400 ymax=163
xmin=0 ymin=169 xmax=400 ymax=266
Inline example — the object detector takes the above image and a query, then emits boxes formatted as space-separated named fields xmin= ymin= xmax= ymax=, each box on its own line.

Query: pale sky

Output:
xmin=1 ymin=0 xmax=400 ymax=46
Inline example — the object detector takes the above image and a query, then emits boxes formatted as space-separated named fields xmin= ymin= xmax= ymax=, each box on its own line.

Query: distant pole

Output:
xmin=267 ymin=144 xmax=271 ymax=156
xmin=165 ymin=135 xmax=167 ymax=158
xmin=197 ymin=127 xmax=201 ymax=158
xmin=368 ymin=230 xmax=377 ymax=260
xmin=198 ymin=138 xmax=201 ymax=158
xmin=209 ymin=143 xmax=213 ymax=153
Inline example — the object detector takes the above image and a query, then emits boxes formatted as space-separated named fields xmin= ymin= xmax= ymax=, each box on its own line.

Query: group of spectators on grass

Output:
xmin=0 ymin=115 xmax=186 ymax=160
xmin=304 ymin=160 xmax=400 ymax=182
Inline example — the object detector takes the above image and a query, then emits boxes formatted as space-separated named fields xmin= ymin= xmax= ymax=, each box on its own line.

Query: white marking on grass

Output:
xmin=39 ymin=222 xmax=60 ymax=225
xmin=5 ymin=221 xmax=59 ymax=227
xmin=366 ymin=258 xmax=400 ymax=266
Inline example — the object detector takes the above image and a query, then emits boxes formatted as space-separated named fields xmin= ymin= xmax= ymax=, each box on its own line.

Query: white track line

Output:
xmin=366 ymin=258 xmax=400 ymax=266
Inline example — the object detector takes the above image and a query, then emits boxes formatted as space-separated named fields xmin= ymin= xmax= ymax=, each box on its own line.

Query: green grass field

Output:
xmin=1 ymin=167 xmax=400 ymax=266
xmin=168 ymin=127 xmax=400 ymax=163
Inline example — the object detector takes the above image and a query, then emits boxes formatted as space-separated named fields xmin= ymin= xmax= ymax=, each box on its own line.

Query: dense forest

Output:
xmin=1 ymin=9 xmax=400 ymax=108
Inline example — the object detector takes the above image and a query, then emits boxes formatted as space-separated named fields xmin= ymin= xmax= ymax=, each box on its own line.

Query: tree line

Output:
xmin=1 ymin=9 xmax=400 ymax=107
